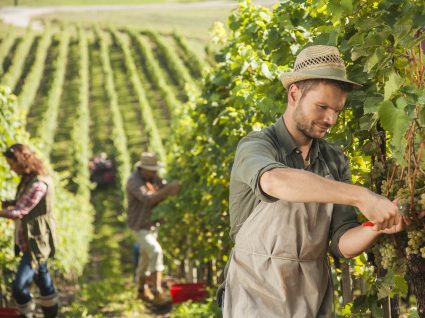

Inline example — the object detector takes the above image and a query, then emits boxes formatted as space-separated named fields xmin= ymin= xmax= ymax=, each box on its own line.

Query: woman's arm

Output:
xmin=0 ymin=181 xmax=47 ymax=219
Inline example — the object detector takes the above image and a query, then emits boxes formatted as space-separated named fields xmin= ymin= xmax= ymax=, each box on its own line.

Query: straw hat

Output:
xmin=279 ymin=45 xmax=361 ymax=89
xmin=136 ymin=152 xmax=163 ymax=171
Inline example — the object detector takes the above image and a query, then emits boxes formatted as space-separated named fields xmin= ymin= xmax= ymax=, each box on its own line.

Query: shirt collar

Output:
xmin=274 ymin=116 xmax=320 ymax=161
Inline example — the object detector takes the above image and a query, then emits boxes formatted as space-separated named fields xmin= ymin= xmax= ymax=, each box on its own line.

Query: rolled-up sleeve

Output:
xmin=329 ymin=153 xmax=360 ymax=258
xmin=233 ymin=134 xmax=287 ymax=202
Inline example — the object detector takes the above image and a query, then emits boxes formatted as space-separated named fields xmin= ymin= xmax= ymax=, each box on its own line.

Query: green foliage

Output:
xmin=70 ymin=26 xmax=91 ymax=200
xmin=0 ymin=28 xmax=35 ymax=92
xmin=96 ymin=27 xmax=131 ymax=196
xmin=0 ymin=86 xmax=94 ymax=301
xmin=144 ymin=29 xmax=197 ymax=93
xmin=172 ymin=31 xmax=204 ymax=78
xmin=35 ymin=29 xmax=70 ymax=156
xmin=128 ymin=29 xmax=182 ymax=117
xmin=0 ymin=27 xmax=18 ymax=76
xmin=111 ymin=28 xmax=166 ymax=162
xmin=158 ymin=0 xmax=425 ymax=314
xmin=171 ymin=297 xmax=221 ymax=318
xmin=17 ymin=26 xmax=52 ymax=115
xmin=157 ymin=0 xmax=329 ymax=285
xmin=0 ymin=86 xmax=23 ymax=304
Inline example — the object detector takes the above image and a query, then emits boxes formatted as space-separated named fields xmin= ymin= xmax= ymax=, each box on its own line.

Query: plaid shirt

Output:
xmin=126 ymin=171 xmax=166 ymax=231
xmin=5 ymin=181 xmax=47 ymax=252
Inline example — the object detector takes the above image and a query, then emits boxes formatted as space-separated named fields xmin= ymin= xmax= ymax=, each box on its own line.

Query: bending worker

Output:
xmin=126 ymin=152 xmax=180 ymax=306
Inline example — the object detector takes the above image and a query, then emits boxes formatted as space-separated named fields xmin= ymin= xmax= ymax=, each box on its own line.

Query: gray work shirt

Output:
xmin=229 ymin=116 xmax=359 ymax=257
xmin=224 ymin=116 xmax=360 ymax=317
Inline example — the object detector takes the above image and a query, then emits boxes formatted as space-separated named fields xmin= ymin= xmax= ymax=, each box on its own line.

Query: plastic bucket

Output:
xmin=169 ymin=282 xmax=208 ymax=304
xmin=0 ymin=308 xmax=20 ymax=317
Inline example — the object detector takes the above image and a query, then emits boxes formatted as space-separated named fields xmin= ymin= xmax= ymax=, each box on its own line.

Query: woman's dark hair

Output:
xmin=3 ymin=144 xmax=47 ymax=176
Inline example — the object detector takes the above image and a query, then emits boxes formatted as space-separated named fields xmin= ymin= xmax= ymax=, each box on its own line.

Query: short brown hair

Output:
xmin=3 ymin=144 xmax=48 ymax=176
xmin=292 ymin=78 xmax=353 ymax=100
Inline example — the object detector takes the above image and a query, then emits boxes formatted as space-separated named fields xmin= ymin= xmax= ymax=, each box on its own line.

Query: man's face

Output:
xmin=292 ymin=82 xmax=347 ymax=139
xmin=139 ymin=168 xmax=157 ymax=180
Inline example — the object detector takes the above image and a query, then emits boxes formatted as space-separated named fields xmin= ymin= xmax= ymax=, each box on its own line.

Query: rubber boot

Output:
xmin=17 ymin=299 xmax=35 ymax=318
xmin=39 ymin=292 xmax=59 ymax=318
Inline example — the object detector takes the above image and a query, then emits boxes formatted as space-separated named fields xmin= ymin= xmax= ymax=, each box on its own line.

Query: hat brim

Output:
xmin=135 ymin=161 xmax=163 ymax=171
xmin=279 ymin=72 xmax=362 ymax=89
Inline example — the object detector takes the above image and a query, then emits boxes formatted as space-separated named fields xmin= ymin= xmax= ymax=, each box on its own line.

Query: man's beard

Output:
xmin=293 ymin=107 xmax=315 ymax=140
xmin=293 ymin=104 xmax=330 ymax=139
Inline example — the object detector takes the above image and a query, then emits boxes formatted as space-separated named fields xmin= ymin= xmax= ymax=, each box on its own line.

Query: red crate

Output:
xmin=0 ymin=308 xmax=20 ymax=317
xmin=169 ymin=282 xmax=208 ymax=304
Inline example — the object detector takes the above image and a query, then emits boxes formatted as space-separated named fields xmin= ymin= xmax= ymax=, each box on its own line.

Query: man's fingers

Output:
xmin=373 ymin=220 xmax=384 ymax=231
xmin=382 ymin=218 xmax=390 ymax=230
xmin=392 ymin=214 xmax=400 ymax=227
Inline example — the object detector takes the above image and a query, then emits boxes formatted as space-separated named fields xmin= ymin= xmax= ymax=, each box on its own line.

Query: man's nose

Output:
xmin=323 ymin=111 xmax=338 ymax=125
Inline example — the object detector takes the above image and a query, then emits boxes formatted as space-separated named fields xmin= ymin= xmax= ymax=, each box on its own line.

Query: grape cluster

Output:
xmin=378 ymin=242 xmax=397 ymax=270
xmin=421 ymin=247 xmax=425 ymax=258
xmin=396 ymin=187 xmax=410 ymax=201
xmin=406 ymin=230 xmax=425 ymax=256
xmin=420 ymin=193 xmax=425 ymax=211
xmin=381 ymin=180 xmax=395 ymax=197
xmin=395 ymin=187 xmax=412 ymax=216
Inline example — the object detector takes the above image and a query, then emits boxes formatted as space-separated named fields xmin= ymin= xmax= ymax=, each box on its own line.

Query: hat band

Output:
xmin=297 ymin=67 xmax=347 ymax=79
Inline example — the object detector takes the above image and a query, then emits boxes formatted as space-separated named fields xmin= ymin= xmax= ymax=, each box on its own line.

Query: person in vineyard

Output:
xmin=221 ymin=45 xmax=409 ymax=317
xmin=126 ymin=152 xmax=180 ymax=306
xmin=0 ymin=144 xmax=58 ymax=318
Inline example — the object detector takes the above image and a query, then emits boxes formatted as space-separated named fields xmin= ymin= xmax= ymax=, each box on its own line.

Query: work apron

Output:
xmin=224 ymin=175 xmax=335 ymax=317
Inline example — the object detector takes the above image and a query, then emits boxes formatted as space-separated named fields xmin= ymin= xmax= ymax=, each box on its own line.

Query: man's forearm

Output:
xmin=0 ymin=210 xmax=10 ymax=218
xmin=146 ymin=187 xmax=171 ymax=206
xmin=338 ymin=226 xmax=381 ymax=258
xmin=261 ymin=168 xmax=366 ymax=207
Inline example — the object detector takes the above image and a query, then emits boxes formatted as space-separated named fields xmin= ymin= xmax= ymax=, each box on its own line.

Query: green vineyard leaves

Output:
xmin=159 ymin=0 xmax=425 ymax=315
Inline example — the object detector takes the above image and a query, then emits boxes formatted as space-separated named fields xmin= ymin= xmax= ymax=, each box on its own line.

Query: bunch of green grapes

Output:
xmin=420 ymin=246 xmax=425 ymax=258
xmin=419 ymin=193 xmax=425 ymax=211
xmin=406 ymin=230 xmax=425 ymax=256
xmin=395 ymin=187 xmax=411 ymax=215
xmin=372 ymin=235 xmax=407 ymax=273
xmin=378 ymin=241 xmax=398 ymax=270
xmin=381 ymin=180 xmax=395 ymax=197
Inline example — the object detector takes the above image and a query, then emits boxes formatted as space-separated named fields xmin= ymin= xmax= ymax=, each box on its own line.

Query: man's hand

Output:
xmin=378 ymin=215 xmax=410 ymax=234
xmin=167 ymin=181 xmax=181 ymax=196
xmin=357 ymin=191 xmax=401 ymax=231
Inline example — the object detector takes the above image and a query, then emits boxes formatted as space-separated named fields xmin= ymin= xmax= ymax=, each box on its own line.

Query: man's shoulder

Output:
xmin=126 ymin=171 xmax=142 ymax=187
xmin=238 ymin=124 xmax=276 ymax=147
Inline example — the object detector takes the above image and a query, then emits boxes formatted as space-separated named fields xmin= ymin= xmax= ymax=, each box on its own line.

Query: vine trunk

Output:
xmin=407 ymin=254 xmax=425 ymax=318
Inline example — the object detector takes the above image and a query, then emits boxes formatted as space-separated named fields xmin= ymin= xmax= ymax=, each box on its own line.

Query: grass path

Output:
xmin=61 ymin=187 xmax=155 ymax=317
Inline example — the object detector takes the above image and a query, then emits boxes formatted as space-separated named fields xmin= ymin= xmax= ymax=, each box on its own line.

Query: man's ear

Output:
xmin=287 ymin=83 xmax=300 ymax=107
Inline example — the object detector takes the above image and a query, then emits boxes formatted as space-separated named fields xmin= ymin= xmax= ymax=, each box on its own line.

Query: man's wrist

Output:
xmin=350 ymin=185 xmax=369 ymax=209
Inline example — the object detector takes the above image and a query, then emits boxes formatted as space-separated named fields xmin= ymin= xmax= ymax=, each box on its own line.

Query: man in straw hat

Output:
xmin=126 ymin=152 xmax=180 ymax=305
xmin=221 ymin=45 xmax=408 ymax=317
